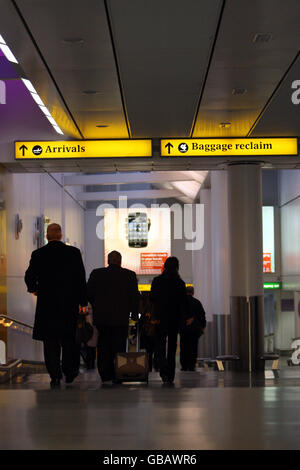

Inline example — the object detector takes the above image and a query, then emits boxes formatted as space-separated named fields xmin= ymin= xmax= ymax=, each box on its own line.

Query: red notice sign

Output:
xmin=140 ymin=253 xmax=168 ymax=271
xmin=263 ymin=253 xmax=272 ymax=273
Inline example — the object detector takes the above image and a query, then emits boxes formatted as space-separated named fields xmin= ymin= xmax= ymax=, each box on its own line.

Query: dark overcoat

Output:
xmin=182 ymin=295 xmax=207 ymax=336
xmin=25 ymin=241 xmax=87 ymax=340
xmin=87 ymin=264 xmax=140 ymax=327
xmin=149 ymin=273 xmax=189 ymax=329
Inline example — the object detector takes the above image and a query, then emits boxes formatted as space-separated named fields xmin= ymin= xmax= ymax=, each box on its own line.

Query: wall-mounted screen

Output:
xmin=263 ymin=206 xmax=275 ymax=273
xmin=104 ymin=208 xmax=171 ymax=275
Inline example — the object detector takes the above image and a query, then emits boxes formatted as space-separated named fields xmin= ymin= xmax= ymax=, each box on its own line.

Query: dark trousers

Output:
xmin=180 ymin=331 xmax=200 ymax=370
xmin=96 ymin=326 xmax=128 ymax=381
xmin=155 ymin=326 xmax=179 ymax=382
xmin=80 ymin=345 xmax=96 ymax=369
xmin=43 ymin=338 xmax=80 ymax=380
xmin=141 ymin=335 xmax=159 ymax=372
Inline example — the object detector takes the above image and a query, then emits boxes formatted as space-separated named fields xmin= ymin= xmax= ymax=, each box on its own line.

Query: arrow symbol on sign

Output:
xmin=165 ymin=142 xmax=173 ymax=154
xmin=19 ymin=145 xmax=28 ymax=156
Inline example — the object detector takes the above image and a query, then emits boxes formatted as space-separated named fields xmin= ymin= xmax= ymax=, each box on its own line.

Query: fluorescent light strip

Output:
xmin=39 ymin=105 xmax=52 ymax=117
xmin=0 ymin=43 xmax=18 ymax=63
xmin=46 ymin=115 xmax=58 ymax=126
xmin=30 ymin=92 xmax=45 ymax=106
xmin=21 ymin=78 xmax=37 ymax=94
xmin=20 ymin=77 xmax=63 ymax=133
xmin=0 ymin=31 xmax=64 ymax=136
xmin=53 ymin=125 xmax=64 ymax=135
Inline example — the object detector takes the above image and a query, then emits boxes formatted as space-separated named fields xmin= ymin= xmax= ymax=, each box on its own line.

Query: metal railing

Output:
xmin=0 ymin=315 xmax=33 ymax=334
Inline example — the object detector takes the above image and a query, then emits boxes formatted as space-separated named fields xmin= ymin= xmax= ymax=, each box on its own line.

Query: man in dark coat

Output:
xmin=180 ymin=286 xmax=206 ymax=371
xmin=87 ymin=250 xmax=140 ymax=383
xmin=25 ymin=223 xmax=87 ymax=388
xmin=150 ymin=257 xmax=189 ymax=384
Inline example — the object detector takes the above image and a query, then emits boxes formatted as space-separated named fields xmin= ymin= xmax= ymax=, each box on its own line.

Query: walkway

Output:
xmin=1 ymin=364 xmax=300 ymax=450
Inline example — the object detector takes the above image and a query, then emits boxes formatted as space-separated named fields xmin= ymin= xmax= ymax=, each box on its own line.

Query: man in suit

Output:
xmin=180 ymin=286 xmax=206 ymax=371
xmin=87 ymin=251 xmax=140 ymax=383
xmin=25 ymin=223 xmax=87 ymax=388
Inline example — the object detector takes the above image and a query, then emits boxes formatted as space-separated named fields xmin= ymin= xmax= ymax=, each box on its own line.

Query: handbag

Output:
xmin=75 ymin=314 xmax=94 ymax=345
xmin=140 ymin=301 xmax=158 ymax=337
xmin=141 ymin=317 xmax=156 ymax=337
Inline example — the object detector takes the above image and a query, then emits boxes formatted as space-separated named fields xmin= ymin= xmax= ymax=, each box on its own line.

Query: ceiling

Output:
xmin=65 ymin=170 xmax=208 ymax=205
xmin=0 ymin=0 xmax=299 ymax=198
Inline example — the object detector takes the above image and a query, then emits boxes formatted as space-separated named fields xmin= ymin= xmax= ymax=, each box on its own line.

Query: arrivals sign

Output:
xmin=15 ymin=138 xmax=298 ymax=159
xmin=15 ymin=140 xmax=152 ymax=159
xmin=161 ymin=138 xmax=298 ymax=157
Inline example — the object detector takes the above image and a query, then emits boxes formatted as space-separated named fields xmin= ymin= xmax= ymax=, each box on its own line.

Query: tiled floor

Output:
xmin=1 ymin=363 xmax=300 ymax=450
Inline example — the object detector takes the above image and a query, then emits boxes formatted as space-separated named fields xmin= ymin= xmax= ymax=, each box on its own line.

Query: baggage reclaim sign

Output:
xmin=161 ymin=138 xmax=298 ymax=157
xmin=15 ymin=139 xmax=152 ymax=159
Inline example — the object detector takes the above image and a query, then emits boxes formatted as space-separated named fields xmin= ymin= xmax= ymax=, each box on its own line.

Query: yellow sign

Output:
xmin=15 ymin=139 xmax=152 ymax=159
xmin=138 ymin=283 xmax=193 ymax=292
xmin=161 ymin=138 xmax=298 ymax=157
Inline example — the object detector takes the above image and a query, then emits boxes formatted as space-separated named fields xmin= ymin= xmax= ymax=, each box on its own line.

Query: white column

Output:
xmin=228 ymin=163 xmax=264 ymax=371
xmin=211 ymin=171 xmax=230 ymax=316
xmin=192 ymin=188 xmax=214 ymax=357
xmin=294 ymin=292 xmax=300 ymax=338
xmin=192 ymin=189 xmax=213 ymax=321
xmin=228 ymin=164 xmax=263 ymax=297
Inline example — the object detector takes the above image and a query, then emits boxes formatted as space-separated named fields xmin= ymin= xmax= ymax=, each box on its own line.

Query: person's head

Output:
xmin=108 ymin=250 xmax=122 ymax=266
xmin=163 ymin=256 xmax=179 ymax=277
xmin=186 ymin=285 xmax=194 ymax=296
xmin=46 ymin=223 xmax=62 ymax=242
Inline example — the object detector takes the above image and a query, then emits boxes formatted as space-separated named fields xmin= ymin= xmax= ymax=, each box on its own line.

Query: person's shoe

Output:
xmin=162 ymin=379 xmax=174 ymax=386
xmin=101 ymin=380 xmax=113 ymax=385
xmin=65 ymin=374 xmax=78 ymax=384
xmin=50 ymin=378 xmax=61 ymax=389
xmin=161 ymin=374 xmax=174 ymax=384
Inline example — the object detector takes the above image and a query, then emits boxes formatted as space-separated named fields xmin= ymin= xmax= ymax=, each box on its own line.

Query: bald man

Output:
xmin=25 ymin=223 xmax=87 ymax=388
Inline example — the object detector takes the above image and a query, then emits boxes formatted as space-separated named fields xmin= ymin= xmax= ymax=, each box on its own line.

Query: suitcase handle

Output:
xmin=127 ymin=322 xmax=140 ymax=353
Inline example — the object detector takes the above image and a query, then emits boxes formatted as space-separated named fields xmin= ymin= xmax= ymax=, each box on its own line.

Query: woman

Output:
xmin=150 ymin=257 xmax=189 ymax=384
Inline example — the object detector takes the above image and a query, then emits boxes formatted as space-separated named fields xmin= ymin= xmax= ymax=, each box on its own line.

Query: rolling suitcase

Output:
xmin=114 ymin=324 xmax=149 ymax=383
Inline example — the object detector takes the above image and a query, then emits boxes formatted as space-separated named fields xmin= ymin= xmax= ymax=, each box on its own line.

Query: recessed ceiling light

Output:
xmin=252 ymin=33 xmax=273 ymax=43
xmin=96 ymin=125 xmax=108 ymax=128
xmin=232 ymin=88 xmax=247 ymax=95
xmin=219 ymin=122 xmax=231 ymax=128
xmin=62 ymin=38 xmax=84 ymax=45
xmin=82 ymin=90 xmax=101 ymax=95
